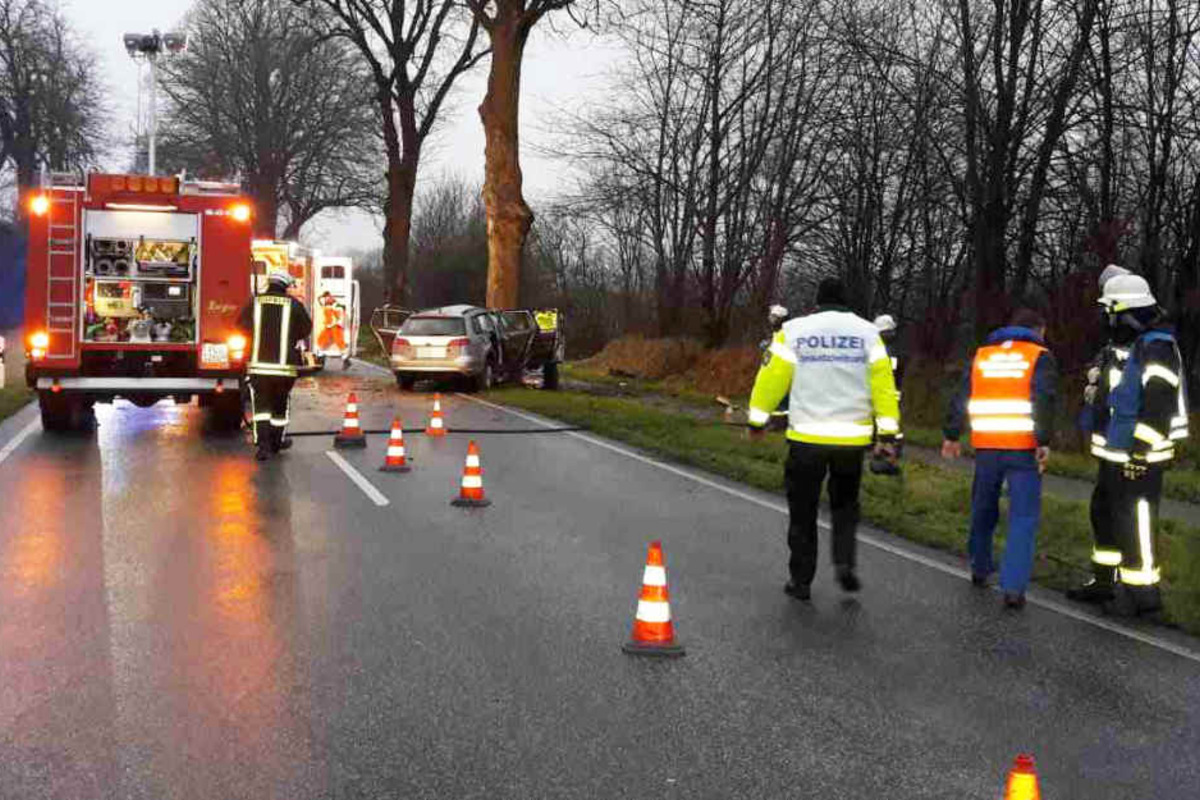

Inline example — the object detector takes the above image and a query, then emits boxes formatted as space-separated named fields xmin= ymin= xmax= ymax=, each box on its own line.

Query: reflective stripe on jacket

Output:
xmin=239 ymin=289 xmax=313 ymax=379
xmin=968 ymin=340 xmax=1047 ymax=450
xmin=1098 ymin=329 xmax=1189 ymax=465
xmin=747 ymin=308 xmax=899 ymax=446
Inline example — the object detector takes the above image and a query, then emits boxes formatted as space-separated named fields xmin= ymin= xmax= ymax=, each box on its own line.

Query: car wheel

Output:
xmin=471 ymin=361 xmax=494 ymax=393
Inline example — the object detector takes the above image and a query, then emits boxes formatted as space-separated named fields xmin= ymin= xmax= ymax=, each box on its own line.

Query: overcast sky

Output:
xmin=59 ymin=0 xmax=624 ymax=254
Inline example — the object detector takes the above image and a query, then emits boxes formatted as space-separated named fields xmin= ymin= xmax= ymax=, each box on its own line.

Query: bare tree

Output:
xmin=293 ymin=0 xmax=488 ymax=303
xmin=159 ymin=0 xmax=377 ymax=239
xmin=0 ymin=0 xmax=104 ymax=220
xmin=464 ymin=0 xmax=594 ymax=310
xmin=955 ymin=0 xmax=1099 ymax=334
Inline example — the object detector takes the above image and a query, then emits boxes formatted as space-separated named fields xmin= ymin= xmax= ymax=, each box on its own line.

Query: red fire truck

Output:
xmin=23 ymin=171 xmax=254 ymax=432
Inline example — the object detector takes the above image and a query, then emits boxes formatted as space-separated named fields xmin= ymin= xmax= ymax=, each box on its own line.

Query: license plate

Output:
xmin=201 ymin=343 xmax=229 ymax=369
xmin=418 ymin=347 xmax=446 ymax=359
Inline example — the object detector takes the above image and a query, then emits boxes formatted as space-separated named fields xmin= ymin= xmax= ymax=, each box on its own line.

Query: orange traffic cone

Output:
xmin=379 ymin=417 xmax=411 ymax=473
xmin=451 ymin=440 xmax=491 ymax=507
xmin=623 ymin=541 xmax=685 ymax=657
xmin=425 ymin=393 xmax=447 ymax=437
xmin=1003 ymin=754 xmax=1041 ymax=800
xmin=333 ymin=392 xmax=367 ymax=449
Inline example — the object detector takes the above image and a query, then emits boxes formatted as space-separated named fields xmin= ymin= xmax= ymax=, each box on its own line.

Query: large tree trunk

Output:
xmin=250 ymin=176 xmax=279 ymax=239
xmin=480 ymin=17 xmax=534 ymax=310
xmin=379 ymin=92 xmax=415 ymax=305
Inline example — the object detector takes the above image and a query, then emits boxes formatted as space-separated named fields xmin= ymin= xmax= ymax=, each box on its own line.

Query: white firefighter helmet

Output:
xmin=1098 ymin=263 xmax=1131 ymax=292
xmin=768 ymin=304 xmax=788 ymax=321
xmin=873 ymin=314 xmax=897 ymax=334
xmin=1098 ymin=273 xmax=1156 ymax=311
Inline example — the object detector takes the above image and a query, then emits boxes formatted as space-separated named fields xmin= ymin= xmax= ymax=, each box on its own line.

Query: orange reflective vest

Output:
xmin=967 ymin=340 xmax=1046 ymax=450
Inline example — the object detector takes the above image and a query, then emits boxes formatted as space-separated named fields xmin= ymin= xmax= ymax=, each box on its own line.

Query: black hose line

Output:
xmin=285 ymin=426 xmax=587 ymax=437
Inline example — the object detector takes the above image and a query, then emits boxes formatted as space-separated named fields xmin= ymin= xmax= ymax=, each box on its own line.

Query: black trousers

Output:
xmin=1090 ymin=461 xmax=1164 ymax=584
xmin=248 ymin=375 xmax=295 ymax=451
xmin=784 ymin=441 xmax=865 ymax=584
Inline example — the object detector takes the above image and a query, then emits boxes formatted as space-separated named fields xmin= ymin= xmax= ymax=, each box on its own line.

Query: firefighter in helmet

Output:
xmin=238 ymin=272 xmax=313 ymax=461
xmin=1068 ymin=270 xmax=1188 ymax=615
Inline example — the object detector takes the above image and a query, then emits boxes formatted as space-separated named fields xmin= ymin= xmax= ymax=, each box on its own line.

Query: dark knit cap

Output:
xmin=815 ymin=277 xmax=847 ymax=307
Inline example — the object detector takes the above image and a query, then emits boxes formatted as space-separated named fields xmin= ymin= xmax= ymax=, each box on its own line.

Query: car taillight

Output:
xmin=446 ymin=337 xmax=470 ymax=357
xmin=392 ymin=337 xmax=413 ymax=357
xmin=29 ymin=331 xmax=49 ymax=361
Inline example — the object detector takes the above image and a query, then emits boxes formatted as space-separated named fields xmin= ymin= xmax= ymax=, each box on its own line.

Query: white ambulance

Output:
xmin=312 ymin=256 xmax=360 ymax=369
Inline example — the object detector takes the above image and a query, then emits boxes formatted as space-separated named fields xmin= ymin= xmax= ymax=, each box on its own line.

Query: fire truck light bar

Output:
xmin=105 ymin=202 xmax=179 ymax=212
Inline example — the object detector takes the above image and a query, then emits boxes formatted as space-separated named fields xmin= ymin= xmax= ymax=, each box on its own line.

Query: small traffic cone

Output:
xmin=451 ymin=440 xmax=491 ymax=507
xmin=623 ymin=541 xmax=685 ymax=657
xmin=426 ymin=393 xmax=447 ymax=437
xmin=1003 ymin=754 xmax=1041 ymax=800
xmin=379 ymin=417 xmax=411 ymax=473
xmin=333 ymin=392 xmax=367 ymax=449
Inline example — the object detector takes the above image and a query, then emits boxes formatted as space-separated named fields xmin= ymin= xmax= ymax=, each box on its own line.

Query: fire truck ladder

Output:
xmin=45 ymin=176 xmax=83 ymax=361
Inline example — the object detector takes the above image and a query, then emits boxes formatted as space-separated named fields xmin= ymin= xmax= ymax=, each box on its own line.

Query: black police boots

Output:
xmin=783 ymin=580 xmax=811 ymax=601
xmin=836 ymin=566 xmax=862 ymax=593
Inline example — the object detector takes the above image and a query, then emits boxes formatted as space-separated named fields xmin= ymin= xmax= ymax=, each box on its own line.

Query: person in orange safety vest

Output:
xmin=942 ymin=308 xmax=1059 ymax=609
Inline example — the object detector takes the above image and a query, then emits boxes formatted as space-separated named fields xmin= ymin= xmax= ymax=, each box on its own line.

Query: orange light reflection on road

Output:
xmin=1 ymin=467 xmax=66 ymax=595
xmin=208 ymin=459 xmax=271 ymax=623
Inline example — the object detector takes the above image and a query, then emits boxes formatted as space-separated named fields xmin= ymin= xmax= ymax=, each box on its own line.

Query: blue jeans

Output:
xmin=969 ymin=449 xmax=1042 ymax=594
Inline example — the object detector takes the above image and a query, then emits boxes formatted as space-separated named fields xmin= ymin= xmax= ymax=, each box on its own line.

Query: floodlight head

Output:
xmin=123 ymin=33 xmax=142 ymax=56
xmin=163 ymin=33 xmax=187 ymax=53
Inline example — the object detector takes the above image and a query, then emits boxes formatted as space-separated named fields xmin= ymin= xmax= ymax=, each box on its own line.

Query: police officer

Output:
xmin=942 ymin=308 xmax=1058 ymax=609
xmin=238 ymin=272 xmax=312 ymax=461
xmin=747 ymin=278 xmax=900 ymax=600
xmin=1068 ymin=273 xmax=1188 ymax=615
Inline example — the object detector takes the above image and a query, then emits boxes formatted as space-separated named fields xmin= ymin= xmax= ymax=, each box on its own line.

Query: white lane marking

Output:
xmin=458 ymin=393 xmax=1200 ymax=665
xmin=0 ymin=418 xmax=40 ymax=469
xmin=325 ymin=451 xmax=390 ymax=507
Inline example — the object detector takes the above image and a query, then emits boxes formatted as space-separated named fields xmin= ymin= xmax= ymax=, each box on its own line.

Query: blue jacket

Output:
xmin=944 ymin=326 xmax=1058 ymax=447
xmin=1103 ymin=327 xmax=1187 ymax=457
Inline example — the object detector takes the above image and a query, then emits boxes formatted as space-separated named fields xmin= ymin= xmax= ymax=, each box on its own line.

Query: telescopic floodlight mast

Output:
xmin=123 ymin=30 xmax=188 ymax=176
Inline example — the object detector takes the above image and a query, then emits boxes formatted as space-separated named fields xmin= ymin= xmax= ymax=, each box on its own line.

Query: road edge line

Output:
xmin=0 ymin=418 xmax=39 ymax=469
xmin=457 ymin=392 xmax=1200 ymax=665
xmin=326 ymin=450 xmax=390 ymax=507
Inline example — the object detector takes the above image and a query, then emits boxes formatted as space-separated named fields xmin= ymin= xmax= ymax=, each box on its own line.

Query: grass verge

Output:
xmin=485 ymin=386 xmax=1200 ymax=636
xmin=565 ymin=364 xmax=1200 ymax=506
xmin=356 ymin=325 xmax=391 ymax=369
xmin=0 ymin=383 xmax=32 ymax=424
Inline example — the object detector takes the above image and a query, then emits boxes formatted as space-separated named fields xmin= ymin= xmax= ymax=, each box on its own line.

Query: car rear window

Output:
xmin=401 ymin=316 xmax=466 ymax=336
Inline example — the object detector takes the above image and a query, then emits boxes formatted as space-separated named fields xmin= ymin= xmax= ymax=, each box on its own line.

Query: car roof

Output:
xmin=412 ymin=304 xmax=483 ymax=318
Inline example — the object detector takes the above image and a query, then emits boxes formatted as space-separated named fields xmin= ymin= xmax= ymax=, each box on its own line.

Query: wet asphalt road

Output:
xmin=1 ymin=361 xmax=1199 ymax=799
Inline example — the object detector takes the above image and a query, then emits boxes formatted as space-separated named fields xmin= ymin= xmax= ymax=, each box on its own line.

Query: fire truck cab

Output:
xmin=24 ymin=171 xmax=254 ymax=432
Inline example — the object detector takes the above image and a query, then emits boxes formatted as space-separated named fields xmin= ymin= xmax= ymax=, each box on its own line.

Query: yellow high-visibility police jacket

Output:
xmin=748 ymin=308 xmax=900 ymax=446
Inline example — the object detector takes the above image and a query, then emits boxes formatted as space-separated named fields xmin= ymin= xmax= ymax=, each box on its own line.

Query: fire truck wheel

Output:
xmin=208 ymin=392 xmax=244 ymax=432
xmin=38 ymin=392 xmax=92 ymax=433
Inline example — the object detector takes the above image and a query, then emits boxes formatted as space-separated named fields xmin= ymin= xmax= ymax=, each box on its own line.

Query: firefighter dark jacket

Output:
xmin=237 ymin=285 xmax=313 ymax=377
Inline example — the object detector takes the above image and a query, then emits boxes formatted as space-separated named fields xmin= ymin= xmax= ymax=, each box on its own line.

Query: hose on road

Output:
xmin=285 ymin=426 xmax=587 ymax=437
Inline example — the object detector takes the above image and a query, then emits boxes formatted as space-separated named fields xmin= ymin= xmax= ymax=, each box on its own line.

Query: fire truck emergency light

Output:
xmin=29 ymin=195 xmax=49 ymax=216
xmin=231 ymin=204 xmax=251 ymax=223
xmin=106 ymin=203 xmax=179 ymax=212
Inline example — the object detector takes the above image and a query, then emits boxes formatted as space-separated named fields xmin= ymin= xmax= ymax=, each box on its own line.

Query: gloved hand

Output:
xmin=1084 ymin=366 xmax=1101 ymax=404
xmin=1122 ymin=461 xmax=1148 ymax=481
